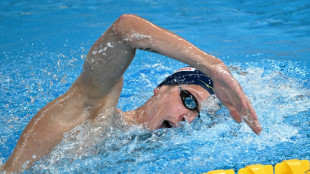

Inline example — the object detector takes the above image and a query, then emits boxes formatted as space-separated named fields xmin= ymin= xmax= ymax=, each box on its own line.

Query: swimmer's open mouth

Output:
xmin=161 ymin=120 xmax=175 ymax=129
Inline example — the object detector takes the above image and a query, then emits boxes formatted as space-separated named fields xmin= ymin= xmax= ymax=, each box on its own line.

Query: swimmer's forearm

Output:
xmin=81 ymin=14 xmax=226 ymax=98
xmin=112 ymin=14 xmax=225 ymax=76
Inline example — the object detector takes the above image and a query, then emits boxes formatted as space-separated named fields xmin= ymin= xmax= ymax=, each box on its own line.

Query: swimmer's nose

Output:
xmin=180 ymin=113 xmax=196 ymax=123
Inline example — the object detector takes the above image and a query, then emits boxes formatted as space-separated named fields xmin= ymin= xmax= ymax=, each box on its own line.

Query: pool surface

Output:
xmin=0 ymin=0 xmax=309 ymax=173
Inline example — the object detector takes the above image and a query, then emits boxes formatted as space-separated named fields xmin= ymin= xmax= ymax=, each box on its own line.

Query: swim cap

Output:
xmin=157 ymin=67 xmax=214 ymax=94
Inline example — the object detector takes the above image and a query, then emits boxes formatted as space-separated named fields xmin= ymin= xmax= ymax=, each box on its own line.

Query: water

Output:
xmin=0 ymin=0 xmax=309 ymax=173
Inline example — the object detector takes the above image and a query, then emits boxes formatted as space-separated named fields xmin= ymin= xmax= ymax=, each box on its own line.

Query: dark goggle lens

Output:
xmin=183 ymin=97 xmax=197 ymax=110
xmin=180 ymin=90 xmax=199 ymax=111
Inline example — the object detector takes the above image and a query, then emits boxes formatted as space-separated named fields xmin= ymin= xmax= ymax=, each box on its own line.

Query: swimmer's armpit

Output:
xmin=138 ymin=47 xmax=159 ymax=54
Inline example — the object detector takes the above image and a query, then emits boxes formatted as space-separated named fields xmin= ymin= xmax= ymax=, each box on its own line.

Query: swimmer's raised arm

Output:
xmin=4 ymin=14 xmax=261 ymax=173
xmin=82 ymin=14 xmax=261 ymax=133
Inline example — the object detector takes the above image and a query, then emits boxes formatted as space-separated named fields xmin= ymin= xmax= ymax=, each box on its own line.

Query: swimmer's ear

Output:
xmin=154 ymin=88 xmax=160 ymax=96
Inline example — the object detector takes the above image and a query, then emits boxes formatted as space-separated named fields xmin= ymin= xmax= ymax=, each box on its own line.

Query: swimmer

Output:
xmin=2 ymin=14 xmax=262 ymax=173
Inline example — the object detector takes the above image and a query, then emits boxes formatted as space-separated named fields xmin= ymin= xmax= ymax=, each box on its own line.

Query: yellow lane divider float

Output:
xmin=239 ymin=164 xmax=273 ymax=174
xmin=203 ymin=159 xmax=309 ymax=174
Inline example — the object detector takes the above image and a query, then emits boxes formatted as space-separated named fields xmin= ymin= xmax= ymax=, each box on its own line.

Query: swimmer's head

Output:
xmin=140 ymin=67 xmax=216 ymax=130
xmin=157 ymin=67 xmax=214 ymax=95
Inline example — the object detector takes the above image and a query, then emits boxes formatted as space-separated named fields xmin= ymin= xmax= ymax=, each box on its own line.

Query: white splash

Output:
xmin=106 ymin=42 xmax=114 ymax=48
xmin=98 ymin=47 xmax=107 ymax=54
xmin=131 ymin=33 xmax=152 ymax=40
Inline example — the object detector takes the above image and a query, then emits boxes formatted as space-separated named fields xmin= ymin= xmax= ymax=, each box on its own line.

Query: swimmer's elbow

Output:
xmin=118 ymin=14 xmax=140 ymax=22
xmin=112 ymin=14 xmax=142 ymax=35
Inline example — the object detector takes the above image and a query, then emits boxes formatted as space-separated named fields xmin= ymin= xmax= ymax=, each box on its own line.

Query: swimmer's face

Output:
xmin=146 ymin=85 xmax=210 ymax=130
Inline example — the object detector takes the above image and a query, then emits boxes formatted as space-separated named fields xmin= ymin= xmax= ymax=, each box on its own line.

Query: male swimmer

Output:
xmin=2 ymin=14 xmax=262 ymax=173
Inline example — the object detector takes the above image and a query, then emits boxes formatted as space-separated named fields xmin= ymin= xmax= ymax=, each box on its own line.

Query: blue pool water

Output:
xmin=0 ymin=0 xmax=309 ymax=173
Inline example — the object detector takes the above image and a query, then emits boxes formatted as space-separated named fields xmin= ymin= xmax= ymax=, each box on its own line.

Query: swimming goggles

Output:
xmin=178 ymin=86 xmax=200 ymax=117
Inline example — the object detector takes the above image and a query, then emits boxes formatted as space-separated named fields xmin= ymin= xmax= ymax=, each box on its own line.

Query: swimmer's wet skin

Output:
xmin=2 ymin=14 xmax=261 ymax=173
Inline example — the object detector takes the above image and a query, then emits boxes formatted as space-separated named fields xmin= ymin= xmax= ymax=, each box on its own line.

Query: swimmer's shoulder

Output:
xmin=89 ymin=107 xmax=127 ymax=129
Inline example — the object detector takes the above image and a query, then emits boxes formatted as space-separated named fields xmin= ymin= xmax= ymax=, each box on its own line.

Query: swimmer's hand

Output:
xmin=211 ymin=63 xmax=262 ymax=134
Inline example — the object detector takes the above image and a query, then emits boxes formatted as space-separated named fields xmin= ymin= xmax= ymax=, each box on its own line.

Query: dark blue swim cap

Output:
xmin=157 ymin=67 xmax=214 ymax=94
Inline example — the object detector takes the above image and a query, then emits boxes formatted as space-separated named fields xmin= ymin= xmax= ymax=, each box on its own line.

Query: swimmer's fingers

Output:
xmin=226 ymin=104 xmax=242 ymax=123
xmin=242 ymin=100 xmax=262 ymax=134
xmin=234 ymin=93 xmax=262 ymax=134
